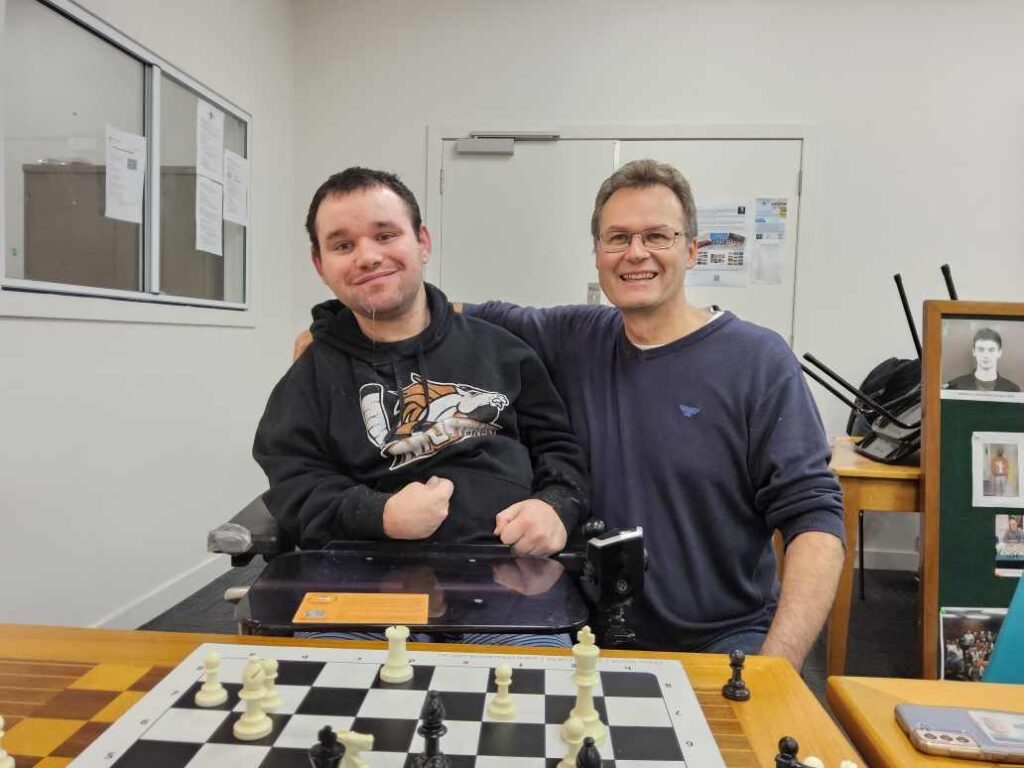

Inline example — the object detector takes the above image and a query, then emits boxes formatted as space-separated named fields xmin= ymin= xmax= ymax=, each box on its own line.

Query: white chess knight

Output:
xmin=0 ymin=715 xmax=14 ymax=768
xmin=562 ymin=625 xmax=606 ymax=744
xmin=233 ymin=655 xmax=272 ymax=741
xmin=194 ymin=651 xmax=228 ymax=707
xmin=487 ymin=664 xmax=516 ymax=719
xmin=261 ymin=657 xmax=282 ymax=712
xmin=380 ymin=625 xmax=413 ymax=684
xmin=339 ymin=730 xmax=374 ymax=768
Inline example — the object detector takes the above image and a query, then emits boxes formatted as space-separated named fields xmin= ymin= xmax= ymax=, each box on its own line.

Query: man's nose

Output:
xmin=625 ymin=233 xmax=649 ymax=260
xmin=354 ymin=240 xmax=383 ymax=268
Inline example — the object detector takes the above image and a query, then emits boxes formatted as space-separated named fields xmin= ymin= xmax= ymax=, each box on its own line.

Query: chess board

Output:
xmin=58 ymin=642 xmax=726 ymax=768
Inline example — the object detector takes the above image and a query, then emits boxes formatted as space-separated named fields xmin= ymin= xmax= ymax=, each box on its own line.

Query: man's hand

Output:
xmin=493 ymin=499 xmax=567 ymax=556
xmin=382 ymin=476 xmax=453 ymax=540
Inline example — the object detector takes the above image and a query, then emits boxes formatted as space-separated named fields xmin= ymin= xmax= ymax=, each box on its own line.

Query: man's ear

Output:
xmin=418 ymin=224 xmax=433 ymax=264
xmin=311 ymin=246 xmax=325 ymax=279
xmin=685 ymin=237 xmax=698 ymax=268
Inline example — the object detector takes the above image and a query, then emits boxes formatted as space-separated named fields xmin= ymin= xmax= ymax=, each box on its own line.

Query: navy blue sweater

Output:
xmin=466 ymin=303 xmax=845 ymax=651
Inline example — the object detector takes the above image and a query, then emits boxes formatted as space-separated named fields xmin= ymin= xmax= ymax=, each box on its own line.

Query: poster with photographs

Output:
xmin=972 ymin=432 xmax=1024 ymax=507
xmin=995 ymin=513 xmax=1024 ymax=578
xmin=941 ymin=317 xmax=1024 ymax=402
xmin=940 ymin=607 xmax=1006 ymax=680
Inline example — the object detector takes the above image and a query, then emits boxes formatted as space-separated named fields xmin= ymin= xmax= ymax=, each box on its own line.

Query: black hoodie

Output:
xmin=253 ymin=284 xmax=589 ymax=549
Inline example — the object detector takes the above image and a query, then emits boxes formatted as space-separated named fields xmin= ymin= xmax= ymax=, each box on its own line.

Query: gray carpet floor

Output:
xmin=140 ymin=565 xmax=920 ymax=703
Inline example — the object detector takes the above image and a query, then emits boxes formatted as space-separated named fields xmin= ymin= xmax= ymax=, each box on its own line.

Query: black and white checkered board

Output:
xmin=72 ymin=642 xmax=724 ymax=768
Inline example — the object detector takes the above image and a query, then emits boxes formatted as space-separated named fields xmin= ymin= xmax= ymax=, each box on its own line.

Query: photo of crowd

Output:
xmin=941 ymin=607 xmax=1007 ymax=681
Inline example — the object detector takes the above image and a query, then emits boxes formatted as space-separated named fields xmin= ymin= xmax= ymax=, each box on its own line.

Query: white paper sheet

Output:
xmin=196 ymin=175 xmax=223 ymax=256
xmin=104 ymin=126 xmax=146 ymax=224
xmin=196 ymin=100 xmax=225 ymax=183
xmin=689 ymin=201 xmax=750 ymax=287
xmin=751 ymin=197 xmax=788 ymax=285
xmin=223 ymin=150 xmax=249 ymax=226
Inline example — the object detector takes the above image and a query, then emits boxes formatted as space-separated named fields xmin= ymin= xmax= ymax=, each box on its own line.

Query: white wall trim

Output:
xmin=91 ymin=555 xmax=232 ymax=630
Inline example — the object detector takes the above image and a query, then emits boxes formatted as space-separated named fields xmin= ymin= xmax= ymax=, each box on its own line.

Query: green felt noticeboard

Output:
xmin=922 ymin=301 xmax=1024 ymax=679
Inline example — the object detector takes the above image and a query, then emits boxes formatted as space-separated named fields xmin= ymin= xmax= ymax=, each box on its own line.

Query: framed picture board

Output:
xmin=922 ymin=300 xmax=1024 ymax=678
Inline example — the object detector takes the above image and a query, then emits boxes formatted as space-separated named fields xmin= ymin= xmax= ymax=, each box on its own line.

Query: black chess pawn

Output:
xmin=576 ymin=735 xmax=602 ymax=768
xmin=415 ymin=690 xmax=451 ymax=768
xmin=722 ymin=648 xmax=751 ymax=701
xmin=775 ymin=735 xmax=800 ymax=767
xmin=308 ymin=725 xmax=342 ymax=768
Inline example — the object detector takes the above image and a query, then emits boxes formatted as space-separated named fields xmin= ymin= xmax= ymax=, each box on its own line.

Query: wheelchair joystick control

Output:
xmin=580 ymin=526 xmax=646 ymax=649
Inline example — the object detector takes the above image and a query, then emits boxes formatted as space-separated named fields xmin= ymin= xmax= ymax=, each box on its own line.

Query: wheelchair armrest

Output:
xmin=207 ymin=495 xmax=292 ymax=566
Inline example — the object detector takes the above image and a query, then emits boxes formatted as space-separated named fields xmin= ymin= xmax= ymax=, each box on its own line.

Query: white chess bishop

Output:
xmin=233 ymin=655 xmax=272 ymax=741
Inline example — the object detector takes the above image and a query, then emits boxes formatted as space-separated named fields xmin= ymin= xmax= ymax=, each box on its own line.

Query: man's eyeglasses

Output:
xmin=598 ymin=227 xmax=684 ymax=252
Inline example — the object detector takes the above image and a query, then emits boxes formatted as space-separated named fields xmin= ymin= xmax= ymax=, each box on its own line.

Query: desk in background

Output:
xmin=828 ymin=437 xmax=921 ymax=676
xmin=0 ymin=624 xmax=861 ymax=768
xmin=827 ymin=675 xmax=1024 ymax=768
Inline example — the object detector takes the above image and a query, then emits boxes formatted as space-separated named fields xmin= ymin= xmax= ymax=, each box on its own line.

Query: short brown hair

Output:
xmin=590 ymin=159 xmax=697 ymax=242
xmin=305 ymin=167 xmax=422 ymax=255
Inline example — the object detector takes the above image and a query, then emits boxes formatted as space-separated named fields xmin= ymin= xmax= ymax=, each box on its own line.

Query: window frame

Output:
xmin=1 ymin=0 xmax=254 ymax=326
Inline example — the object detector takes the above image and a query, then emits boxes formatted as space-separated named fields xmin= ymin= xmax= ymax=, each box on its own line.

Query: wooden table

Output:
xmin=0 ymin=624 xmax=861 ymax=768
xmin=827 ymin=675 xmax=1024 ymax=767
xmin=828 ymin=438 xmax=921 ymax=676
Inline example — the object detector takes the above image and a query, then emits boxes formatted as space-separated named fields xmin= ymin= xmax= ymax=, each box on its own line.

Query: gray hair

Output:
xmin=590 ymin=159 xmax=697 ymax=242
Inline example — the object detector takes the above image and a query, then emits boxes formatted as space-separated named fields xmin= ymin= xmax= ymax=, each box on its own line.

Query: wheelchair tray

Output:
xmin=236 ymin=544 xmax=589 ymax=635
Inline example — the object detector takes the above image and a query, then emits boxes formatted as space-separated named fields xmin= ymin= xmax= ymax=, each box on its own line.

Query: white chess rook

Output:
xmin=380 ymin=625 xmax=414 ymax=684
xmin=563 ymin=626 xmax=606 ymax=745
xmin=195 ymin=651 xmax=228 ymax=708
xmin=261 ymin=657 xmax=282 ymax=712
xmin=0 ymin=715 xmax=15 ymax=768
xmin=233 ymin=656 xmax=272 ymax=741
xmin=339 ymin=730 xmax=374 ymax=768
xmin=487 ymin=664 xmax=516 ymax=720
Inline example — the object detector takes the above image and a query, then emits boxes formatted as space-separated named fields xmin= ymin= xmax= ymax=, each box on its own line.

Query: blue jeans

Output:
xmin=699 ymin=628 xmax=767 ymax=656
xmin=297 ymin=630 xmax=572 ymax=648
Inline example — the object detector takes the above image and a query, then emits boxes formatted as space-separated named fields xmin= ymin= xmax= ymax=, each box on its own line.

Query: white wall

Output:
xmin=0 ymin=0 xmax=298 ymax=626
xmin=291 ymin=0 xmax=1024 ymax=569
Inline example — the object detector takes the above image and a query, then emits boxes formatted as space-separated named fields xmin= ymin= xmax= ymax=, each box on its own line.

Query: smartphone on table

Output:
xmin=896 ymin=704 xmax=1024 ymax=763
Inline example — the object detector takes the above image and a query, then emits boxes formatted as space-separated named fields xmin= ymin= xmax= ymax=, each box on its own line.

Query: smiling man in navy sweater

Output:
xmin=464 ymin=159 xmax=845 ymax=671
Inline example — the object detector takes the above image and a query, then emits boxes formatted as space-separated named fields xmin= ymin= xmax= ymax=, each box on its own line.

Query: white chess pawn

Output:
xmin=558 ymin=715 xmax=584 ymax=767
xmin=803 ymin=757 xmax=824 ymax=768
xmin=839 ymin=761 xmax=860 ymax=768
xmin=0 ymin=715 xmax=15 ymax=768
xmin=339 ymin=730 xmax=374 ymax=768
xmin=261 ymin=657 xmax=282 ymax=712
xmin=233 ymin=657 xmax=272 ymax=741
xmin=195 ymin=651 xmax=228 ymax=707
xmin=563 ymin=625 xmax=606 ymax=744
xmin=487 ymin=664 xmax=516 ymax=719
xmin=380 ymin=625 xmax=413 ymax=684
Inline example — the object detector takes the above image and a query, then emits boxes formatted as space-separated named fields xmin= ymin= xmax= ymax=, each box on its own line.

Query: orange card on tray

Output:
xmin=292 ymin=592 xmax=429 ymax=625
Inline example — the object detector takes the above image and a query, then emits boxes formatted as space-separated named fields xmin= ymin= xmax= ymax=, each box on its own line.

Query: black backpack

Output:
xmin=847 ymin=357 xmax=922 ymax=437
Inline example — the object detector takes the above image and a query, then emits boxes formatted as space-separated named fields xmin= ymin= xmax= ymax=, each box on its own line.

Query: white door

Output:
xmin=433 ymin=134 xmax=803 ymax=339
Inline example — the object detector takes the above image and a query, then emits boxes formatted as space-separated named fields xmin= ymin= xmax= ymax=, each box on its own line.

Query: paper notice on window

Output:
xmin=104 ymin=126 xmax=146 ymax=224
xmin=223 ymin=150 xmax=249 ymax=226
xmin=751 ymin=197 xmax=787 ymax=285
xmin=196 ymin=100 xmax=225 ymax=183
xmin=690 ymin=201 xmax=751 ymax=287
xmin=196 ymin=176 xmax=223 ymax=256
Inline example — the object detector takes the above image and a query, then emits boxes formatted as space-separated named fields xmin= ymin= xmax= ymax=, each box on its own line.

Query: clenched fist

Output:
xmin=493 ymin=499 xmax=567 ymax=556
xmin=383 ymin=476 xmax=454 ymax=540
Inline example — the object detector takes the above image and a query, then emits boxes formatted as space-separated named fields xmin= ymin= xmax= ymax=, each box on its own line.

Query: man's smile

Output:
xmin=620 ymin=271 xmax=658 ymax=281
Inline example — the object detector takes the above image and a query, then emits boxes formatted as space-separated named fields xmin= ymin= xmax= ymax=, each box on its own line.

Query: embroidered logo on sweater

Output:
xmin=678 ymin=404 xmax=702 ymax=418
xmin=359 ymin=373 xmax=509 ymax=469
